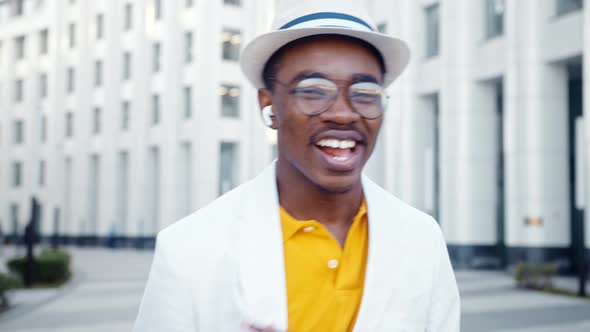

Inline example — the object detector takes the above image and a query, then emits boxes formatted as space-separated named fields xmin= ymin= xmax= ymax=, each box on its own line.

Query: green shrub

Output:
xmin=514 ymin=261 xmax=557 ymax=290
xmin=6 ymin=248 xmax=71 ymax=286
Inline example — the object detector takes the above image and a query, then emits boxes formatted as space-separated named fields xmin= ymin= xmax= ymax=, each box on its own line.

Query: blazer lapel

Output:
xmin=232 ymin=162 xmax=288 ymax=331
xmin=353 ymin=176 xmax=415 ymax=331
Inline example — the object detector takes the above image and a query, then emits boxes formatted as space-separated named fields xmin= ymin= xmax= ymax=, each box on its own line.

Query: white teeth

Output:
xmin=331 ymin=156 xmax=348 ymax=161
xmin=316 ymin=139 xmax=356 ymax=149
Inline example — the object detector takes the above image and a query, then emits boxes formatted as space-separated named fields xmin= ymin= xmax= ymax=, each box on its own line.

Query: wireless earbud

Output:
xmin=262 ymin=105 xmax=274 ymax=128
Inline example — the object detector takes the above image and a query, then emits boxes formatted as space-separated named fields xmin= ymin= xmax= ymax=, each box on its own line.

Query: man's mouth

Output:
xmin=314 ymin=138 xmax=362 ymax=171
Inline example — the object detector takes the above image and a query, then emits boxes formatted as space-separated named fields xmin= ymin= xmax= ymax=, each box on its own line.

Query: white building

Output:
xmin=0 ymin=0 xmax=276 ymax=247
xmin=1 ymin=0 xmax=588 ymax=272
xmin=366 ymin=0 xmax=588 ymax=270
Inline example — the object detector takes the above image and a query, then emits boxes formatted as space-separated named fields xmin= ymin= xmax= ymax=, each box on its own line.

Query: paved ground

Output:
xmin=0 ymin=246 xmax=589 ymax=331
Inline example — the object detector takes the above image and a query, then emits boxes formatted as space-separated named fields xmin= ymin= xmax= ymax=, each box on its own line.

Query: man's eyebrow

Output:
xmin=351 ymin=74 xmax=380 ymax=84
xmin=288 ymin=71 xmax=327 ymax=84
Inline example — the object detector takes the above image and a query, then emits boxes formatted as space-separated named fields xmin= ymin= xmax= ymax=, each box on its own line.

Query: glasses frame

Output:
xmin=270 ymin=77 xmax=389 ymax=120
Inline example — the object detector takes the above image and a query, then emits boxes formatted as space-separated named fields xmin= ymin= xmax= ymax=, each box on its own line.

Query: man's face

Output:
xmin=267 ymin=37 xmax=384 ymax=193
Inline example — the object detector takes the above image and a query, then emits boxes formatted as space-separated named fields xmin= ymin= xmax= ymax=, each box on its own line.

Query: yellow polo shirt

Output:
xmin=280 ymin=201 xmax=368 ymax=332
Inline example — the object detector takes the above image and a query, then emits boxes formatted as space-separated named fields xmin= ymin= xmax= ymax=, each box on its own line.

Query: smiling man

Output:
xmin=134 ymin=1 xmax=460 ymax=331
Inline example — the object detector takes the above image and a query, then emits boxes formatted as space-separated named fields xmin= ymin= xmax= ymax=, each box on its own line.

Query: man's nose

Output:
xmin=319 ymin=88 xmax=360 ymax=124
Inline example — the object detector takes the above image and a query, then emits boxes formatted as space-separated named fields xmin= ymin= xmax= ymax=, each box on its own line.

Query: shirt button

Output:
xmin=327 ymin=259 xmax=339 ymax=269
xmin=303 ymin=226 xmax=315 ymax=232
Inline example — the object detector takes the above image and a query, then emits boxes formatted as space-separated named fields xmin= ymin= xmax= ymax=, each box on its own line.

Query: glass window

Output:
xmin=14 ymin=79 xmax=23 ymax=102
xmin=123 ymin=52 xmax=131 ymax=80
xmin=39 ymin=73 xmax=47 ymax=98
xmin=13 ymin=120 xmax=24 ymax=144
xmin=485 ymin=0 xmax=504 ymax=39
xmin=220 ymin=84 xmax=240 ymax=117
xmin=222 ymin=29 xmax=241 ymax=61
xmin=219 ymin=142 xmax=238 ymax=195
xmin=377 ymin=23 xmax=387 ymax=33
xmin=93 ymin=107 xmax=101 ymax=134
xmin=154 ymin=0 xmax=162 ymax=20
xmin=12 ymin=0 xmax=24 ymax=16
xmin=224 ymin=0 xmax=241 ymax=6
xmin=124 ymin=3 xmax=133 ymax=30
xmin=186 ymin=0 xmax=194 ymax=7
xmin=39 ymin=29 xmax=49 ymax=54
xmin=65 ymin=112 xmax=74 ymax=138
xmin=12 ymin=161 xmax=22 ymax=187
xmin=68 ymin=23 xmax=76 ymax=48
xmin=96 ymin=14 xmax=104 ymax=39
xmin=39 ymin=160 xmax=45 ymax=186
xmin=66 ymin=67 xmax=75 ymax=93
xmin=95 ymin=60 xmax=102 ymax=87
xmin=556 ymin=0 xmax=583 ymax=15
xmin=185 ymin=31 xmax=193 ymax=63
xmin=15 ymin=35 xmax=25 ymax=60
xmin=425 ymin=4 xmax=440 ymax=58
xmin=184 ymin=86 xmax=192 ymax=119
xmin=153 ymin=42 xmax=161 ymax=72
xmin=122 ymin=101 xmax=130 ymax=130
xmin=152 ymin=94 xmax=160 ymax=125
xmin=41 ymin=115 xmax=47 ymax=142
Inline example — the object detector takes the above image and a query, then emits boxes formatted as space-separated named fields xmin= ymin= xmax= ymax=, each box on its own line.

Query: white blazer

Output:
xmin=134 ymin=163 xmax=460 ymax=332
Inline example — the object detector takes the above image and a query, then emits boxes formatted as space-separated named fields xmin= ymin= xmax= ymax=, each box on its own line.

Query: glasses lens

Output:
xmin=349 ymin=82 xmax=387 ymax=119
xmin=292 ymin=78 xmax=337 ymax=115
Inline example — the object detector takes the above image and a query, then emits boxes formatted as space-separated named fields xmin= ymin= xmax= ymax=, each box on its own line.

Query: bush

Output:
xmin=0 ymin=272 xmax=21 ymax=309
xmin=514 ymin=261 xmax=557 ymax=290
xmin=7 ymin=248 xmax=71 ymax=286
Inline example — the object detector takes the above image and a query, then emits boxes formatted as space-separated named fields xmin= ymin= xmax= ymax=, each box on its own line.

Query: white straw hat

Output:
xmin=240 ymin=0 xmax=410 ymax=89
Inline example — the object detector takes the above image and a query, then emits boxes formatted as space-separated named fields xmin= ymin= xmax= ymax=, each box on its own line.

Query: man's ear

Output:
xmin=258 ymin=89 xmax=278 ymax=129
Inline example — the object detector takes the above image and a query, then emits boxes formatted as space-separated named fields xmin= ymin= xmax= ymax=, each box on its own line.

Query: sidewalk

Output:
xmin=0 ymin=246 xmax=588 ymax=331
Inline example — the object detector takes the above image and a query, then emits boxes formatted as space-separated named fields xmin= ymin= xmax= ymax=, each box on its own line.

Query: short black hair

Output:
xmin=262 ymin=34 xmax=386 ymax=91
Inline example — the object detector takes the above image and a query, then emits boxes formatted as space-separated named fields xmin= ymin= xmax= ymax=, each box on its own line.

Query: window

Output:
xmin=13 ymin=120 xmax=24 ymax=144
xmin=153 ymin=42 xmax=161 ymax=72
xmin=39 ymin=29 xmax=49 ymax=54
xmin=220 ymin=84 xmax=240 ymax=117
xmin=15 ymin=35 xmax=25 ymax=60
xmin=154 ymin=0 xmax=162 ymax=20
xmin=222 ymin=29 xmax=241 ymax=61
xmin=425 ymin=4 xmax=440 ymax=58
xmin=65 ymin=112 xmax=74 ymax=138
xmin=14 ymin=79 xmax=23 ymax=102
xmin=93 ymin=107 xmax=101 ymax=134
xmin=224 ymin=0 xmax=241 ymax=6
xmin=68 ymin=23 xmax=76 ymax=48
xmin=184 ymin=86 xmax=192 ymax=119
xmin=41 ymin=115 xmax=47 ymax=142
xmin=152 ymin=94 xmax=160 ymax=125
xmin=122 ymin=101 xmax=130 ymax=130
xmin=123 ymin=52 xmax=131 ymax=80
xmin=186 ymin=0 xmax=194 ymax=7
xmin=219 ymin=142 xmax=238 ymax=195
xmin=485 ymin=0 xmax=504 ymax=39
xmin=12 ymin=161 xmax=22 ymax=187
xmin=96 ymin=14 xmax=104 ymax=39
xmin=12 ymin=0 xmax=24 ymax=16
xmin=185 ymin=31 xmax=193 ymax=63
xmin=556 ymin=0 xmax=583 ymax=15
xmin=124 ymin=3 xmax=133 ymax=30
xmin=39 ymin=160 xmax=45 ymax=187
xmin=39 ymin=73 xmax=47 ymax=98
xmin=95 ymin=60 xmax=103 ymax=87
xmin=66 ymin=67 xmax=75 ymax=93
xmin=377 ymin=23 xmax=387 ymax=33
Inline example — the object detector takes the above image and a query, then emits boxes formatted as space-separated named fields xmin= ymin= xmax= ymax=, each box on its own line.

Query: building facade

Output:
xmin=0 ymin=0 xmax=276 ymax=247
xmin=367 ymin=0 xmax=589 ymax=270
xmin=1 ymin=0 xmax=589 ymax=272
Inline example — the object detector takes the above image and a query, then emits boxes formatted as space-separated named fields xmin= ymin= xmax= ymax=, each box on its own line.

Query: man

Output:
xmin=134 ymin=1 xmax=460 ymax=331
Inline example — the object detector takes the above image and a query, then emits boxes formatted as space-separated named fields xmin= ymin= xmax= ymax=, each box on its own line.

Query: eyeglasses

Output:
xmin=272 ymin=77 xmax=388 ymax=119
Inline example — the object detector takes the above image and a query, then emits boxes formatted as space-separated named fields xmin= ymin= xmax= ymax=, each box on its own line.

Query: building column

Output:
xmin=584 ymin=1 xmax=590 ymax=258
xmin=504 ymin=0 xmax=570 ymax=266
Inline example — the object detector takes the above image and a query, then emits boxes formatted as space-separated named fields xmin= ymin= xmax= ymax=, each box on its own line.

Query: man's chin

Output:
xmin=313 ymin=173 xmax=362 ymax=194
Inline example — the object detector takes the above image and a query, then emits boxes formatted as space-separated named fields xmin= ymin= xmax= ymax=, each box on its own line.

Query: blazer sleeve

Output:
xmin=133 ymin=232 xmax=197 ymax=332
xmin=426 ymin=228 xmax=461 ymax=332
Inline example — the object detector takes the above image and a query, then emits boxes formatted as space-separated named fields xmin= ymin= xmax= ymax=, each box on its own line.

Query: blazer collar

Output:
xmin=233 ymin=162 xmax=408 ymax=331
